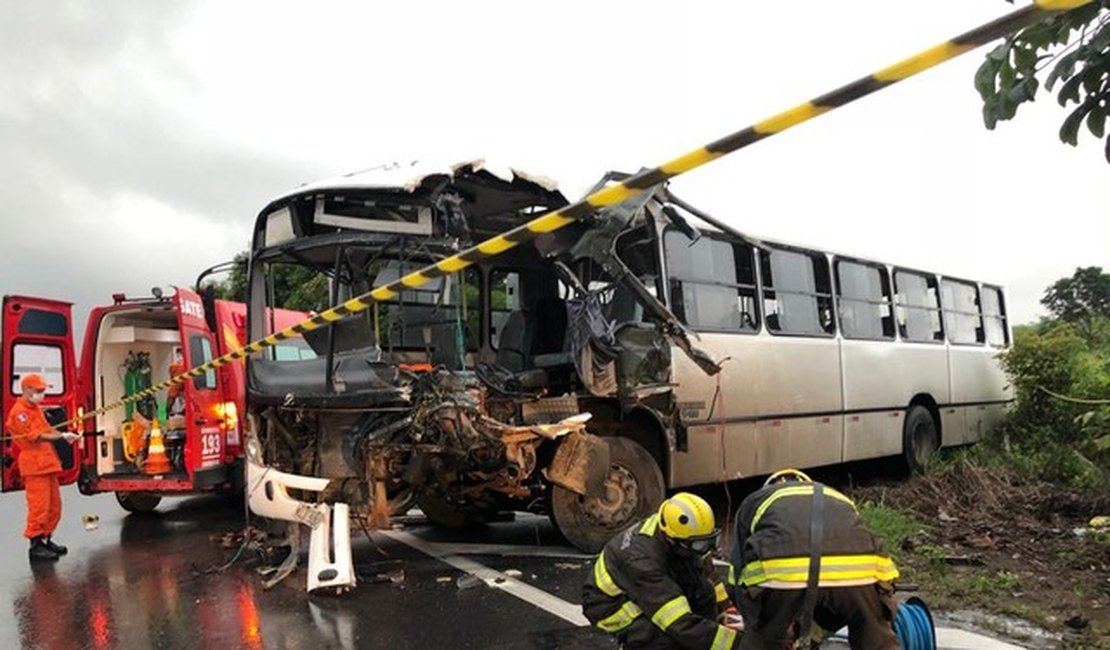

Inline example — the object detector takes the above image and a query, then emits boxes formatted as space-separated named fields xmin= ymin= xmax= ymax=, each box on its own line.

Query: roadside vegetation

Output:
xmin=854 ymin=267 xmax=1110 ymax=648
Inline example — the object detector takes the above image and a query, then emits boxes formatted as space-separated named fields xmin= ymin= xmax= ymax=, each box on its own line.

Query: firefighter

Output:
xmin=5 ymin=374 xmax=77 ymax=562
xmin=726 ymin=469 xmax=900 ymax=650
xmin=583 ymin=492 xmax=740 ymax=650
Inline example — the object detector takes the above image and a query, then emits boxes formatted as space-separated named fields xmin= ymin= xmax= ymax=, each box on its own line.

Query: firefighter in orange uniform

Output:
xmin=5 ymin=374 xmax=76 ymax=561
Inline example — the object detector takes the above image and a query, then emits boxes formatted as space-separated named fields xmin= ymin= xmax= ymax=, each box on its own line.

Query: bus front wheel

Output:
xmin=115 ymin=491 xmax=161 ymax=514
xmin=550 ymin=437 xmax=665 ymax=553
xmin=902 ymin=406 xmax=938 ymax=475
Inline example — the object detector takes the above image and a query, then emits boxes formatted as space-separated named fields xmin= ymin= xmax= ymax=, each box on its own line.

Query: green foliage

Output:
xmin=967 ymin=569 xmax=1022 ymax=596
xmin=858 ymin=500 xmax=926 ymax=559
xmin=203 ymin=251 xmax=330 ymax=311
xmin=995 ymin=315 xmax=1110 ymax=487
xmin=1042 ymin=267 xmax=1110 ymax=343
xmin=203 ymin=252 xmax=248 ymax=303
xmin=975 ymin=2 xmax=1110 ymax=159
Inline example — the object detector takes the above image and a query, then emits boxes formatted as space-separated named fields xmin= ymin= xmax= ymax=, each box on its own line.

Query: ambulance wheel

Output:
xmin=116 ymin=491 xmax=161 ymax=513
xmin=551 ymin=437 xmax=665 ymax=553
xmin=902 ymin=405 xmax=939 ymax=475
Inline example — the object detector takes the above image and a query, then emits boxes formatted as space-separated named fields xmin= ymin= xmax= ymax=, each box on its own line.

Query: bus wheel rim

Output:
xmin=581 ymin=464 xmax=639 ymax=527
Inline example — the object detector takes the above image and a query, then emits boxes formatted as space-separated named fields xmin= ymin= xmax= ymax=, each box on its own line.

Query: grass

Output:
xmin=857 ymin=499 xmax=926 ymax=558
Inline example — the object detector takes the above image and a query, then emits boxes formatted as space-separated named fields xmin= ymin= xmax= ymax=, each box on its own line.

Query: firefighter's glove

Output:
xmin=718 ymin=605 xmax=743 ymax=630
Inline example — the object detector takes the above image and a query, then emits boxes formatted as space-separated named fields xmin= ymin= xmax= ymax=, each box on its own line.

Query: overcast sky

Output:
xmin=1 ymin=1 xmax=1106 ymax=343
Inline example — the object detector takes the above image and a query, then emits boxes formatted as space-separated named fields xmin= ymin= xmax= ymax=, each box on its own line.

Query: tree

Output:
xmin=203 ymin=250 xmax=329 ymax=311
xmin=1042 ymin=266 xmax=1110 ymax=341
xmin=974 ymin=1 xmax=1110 ymax=162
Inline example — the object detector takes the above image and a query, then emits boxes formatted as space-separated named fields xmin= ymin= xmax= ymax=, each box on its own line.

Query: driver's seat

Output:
xmin=496 ymin=310 xmax=531 ymax=372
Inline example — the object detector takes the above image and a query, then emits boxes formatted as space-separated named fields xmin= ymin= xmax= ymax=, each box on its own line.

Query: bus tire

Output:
xmin=550 ymin=437 xmax=665 ymax=553
xmin=115 ymin=491 xmax=161 ymax=514
xmin=902 ymin=405 xmax=939 ymax=475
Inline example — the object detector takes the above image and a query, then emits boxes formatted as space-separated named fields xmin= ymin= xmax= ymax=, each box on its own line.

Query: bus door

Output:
xmin=1 ymin=296 xmax=80 ymax=492
xmin=174 ymin=288 xmax=225 ymax=478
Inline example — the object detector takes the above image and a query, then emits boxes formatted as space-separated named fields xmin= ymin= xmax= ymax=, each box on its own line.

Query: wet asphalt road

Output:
xmin=0 ymin=486 xmax=611 ymax=650
xmin=1 ymin=485 xmax=1036 ymax=650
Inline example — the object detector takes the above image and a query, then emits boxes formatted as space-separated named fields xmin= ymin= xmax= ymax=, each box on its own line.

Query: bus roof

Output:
xmin=267 ymin=159 xmax=560 ymax=205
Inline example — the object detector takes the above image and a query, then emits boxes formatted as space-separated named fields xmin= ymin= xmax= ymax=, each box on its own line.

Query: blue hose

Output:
xmin=893 ymin=597 xmax=936 ymax=650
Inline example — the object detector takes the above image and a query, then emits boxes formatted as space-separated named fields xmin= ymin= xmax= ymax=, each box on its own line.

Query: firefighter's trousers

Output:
xmin=735 ymin=583 xmax=899 ymax=650
xmin=24 ymin=474 xmax=62 ymax=539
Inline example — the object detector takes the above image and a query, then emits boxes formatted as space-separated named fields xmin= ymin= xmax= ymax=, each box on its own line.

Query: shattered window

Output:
xmin=664 ymin=230 xmax=759 ymax=332
xmin=760 ymin=247 xmax=834 ymax=336
xmin=836 ymin=260 xmax=894 ymax=340
xmin=894 ymin=271 xmax=944 ymax=343
xmin=940 ymin=279 xmax=984 ymax=345
xmin=981 ymin=286 xmax=1008 ymax=348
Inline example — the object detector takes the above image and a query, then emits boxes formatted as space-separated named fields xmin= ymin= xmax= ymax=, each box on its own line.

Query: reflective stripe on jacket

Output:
xmin=728 ymin=482 xmax=898 ymax=591
xmin=583 ymin=514 xmax=738 ymax=649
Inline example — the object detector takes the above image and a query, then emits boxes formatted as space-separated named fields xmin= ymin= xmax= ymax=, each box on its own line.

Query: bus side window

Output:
xmin=895 ymin=271 xmax=944 ymax=343
xmin=836 ymin=260 xmax=894 ymax=340
xmin=981 ymin=286 xmax=1009 ymax=347
xmin=761 ymin=246 xmax=835 ymax=337
xmin=940 ymin=279 xmax=985 ymax=346
xmin=663 ymin=230 xmax=759 ymax=333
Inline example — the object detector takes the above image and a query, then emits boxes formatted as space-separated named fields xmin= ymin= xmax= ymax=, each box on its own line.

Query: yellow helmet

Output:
xmin=764 ymin=468 xmax=813 ymax=487
xmin=658 ymin=492 xmax=717 ymax=541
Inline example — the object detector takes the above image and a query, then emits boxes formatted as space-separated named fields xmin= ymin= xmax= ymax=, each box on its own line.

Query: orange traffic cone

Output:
xmin=143 ymin=419 xmax=172 ymax=475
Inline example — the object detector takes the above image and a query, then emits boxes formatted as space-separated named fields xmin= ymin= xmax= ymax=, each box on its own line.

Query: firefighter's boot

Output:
xmin=29 ymin=537 xmax=59 ymax=562
xmin=44 ymin=536 xmax=68 ymax=555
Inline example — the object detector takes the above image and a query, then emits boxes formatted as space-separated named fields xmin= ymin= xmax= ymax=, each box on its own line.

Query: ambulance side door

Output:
xmin=1 ymin=296 xmax=80 ymax=492
xmin=174 ymin=288 xmax=225 ymax=474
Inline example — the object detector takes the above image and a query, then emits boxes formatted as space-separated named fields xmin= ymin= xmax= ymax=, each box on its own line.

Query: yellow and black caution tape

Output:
xmin=48 ymin=0 xmax=1091 ymax=433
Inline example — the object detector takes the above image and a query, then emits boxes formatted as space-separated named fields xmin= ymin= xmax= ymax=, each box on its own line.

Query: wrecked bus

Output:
xmin=1 ymin=288 xmax=309 ymax=511
xmin=242 ymin=161 xmax=1010 ymax=586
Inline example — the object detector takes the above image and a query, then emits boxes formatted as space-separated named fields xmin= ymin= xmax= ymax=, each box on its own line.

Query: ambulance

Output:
xmin=1 ymin=287 xmax=310 ymax=512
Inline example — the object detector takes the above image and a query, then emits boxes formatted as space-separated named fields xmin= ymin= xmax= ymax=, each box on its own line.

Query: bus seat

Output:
xmin=496 ymin=310 xmax=531 ymax=372
xmin=533 ymin=298 xmax=568 ymax=355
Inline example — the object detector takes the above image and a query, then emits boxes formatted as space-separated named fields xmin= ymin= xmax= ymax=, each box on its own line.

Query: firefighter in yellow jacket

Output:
xmin=726 ymin=469 xmax=900 ymax=650
xmin=583 ymin=492 xmax=740 ymax=649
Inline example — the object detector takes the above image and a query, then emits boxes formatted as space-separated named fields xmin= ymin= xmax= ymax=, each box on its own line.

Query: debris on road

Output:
xmin=505 ymin=569 xmax=523 ymax=578
xmin=553 ymin=562 xmax=583 ymax=570
xmin=456 ymin=575 xmax=482 ymax=591
xmin=211 ymin=526 xmax=267 ymax=549
xmin=82 ymin=514 xmax=99 ymax=531
xmin=356 ymin=560 xmax=405 ymax=584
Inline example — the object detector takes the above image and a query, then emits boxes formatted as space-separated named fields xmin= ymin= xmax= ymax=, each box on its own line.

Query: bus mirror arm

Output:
xmin=611 ymin=261 xmax=722 ymax=377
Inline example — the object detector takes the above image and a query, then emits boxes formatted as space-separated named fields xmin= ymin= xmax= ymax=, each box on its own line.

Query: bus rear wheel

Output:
xmin=902 ymin=405 xmax=939 ymax=475
xmin=115 ymin=491 xmax=161 ymax=514
xmin=551 ymin=437 xmax=665 ymax=553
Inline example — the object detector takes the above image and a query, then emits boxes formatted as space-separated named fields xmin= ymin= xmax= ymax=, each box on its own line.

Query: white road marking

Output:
xmin=382 ymin=530 xmax=590 ymax=627
xmin=408 ymin=541 xmax=593 ymax=560
xmin=934 ymin=628 xmax=1027 ymax=650
xmin=385 ymin=530 xmax=1035 ymax=649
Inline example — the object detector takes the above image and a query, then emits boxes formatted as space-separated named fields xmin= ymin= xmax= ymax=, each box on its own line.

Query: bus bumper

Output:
xmin=244 ymin=431 xmax=356 ymax=593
